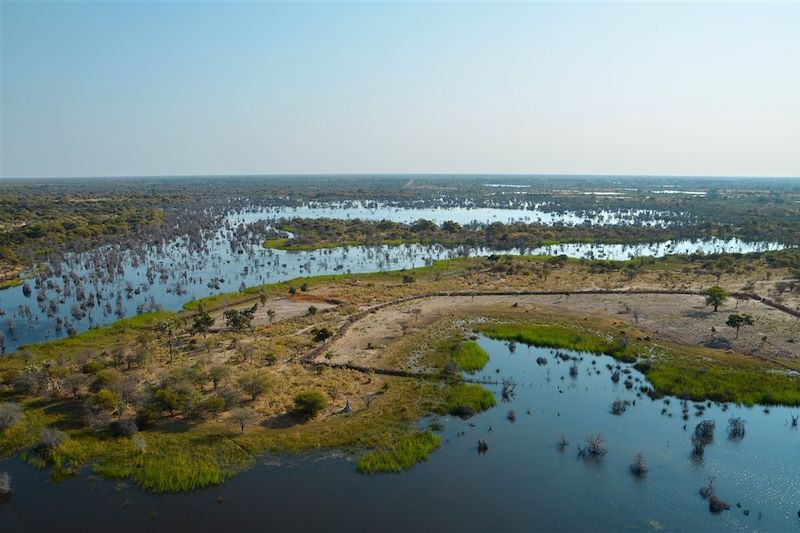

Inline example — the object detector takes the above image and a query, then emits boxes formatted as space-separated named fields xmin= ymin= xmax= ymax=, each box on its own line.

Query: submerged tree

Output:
xmin=727 ymin=417 xmax=746 ymax=439
xmin=577 ymin=433 xmax=607 ymax=458
xmin=630 ymin=452 xmax=648 ymax=476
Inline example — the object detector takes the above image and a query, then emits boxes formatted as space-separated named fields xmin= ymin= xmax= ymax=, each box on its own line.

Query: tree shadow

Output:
xmin=261 ymin=412 xmax=300 ymax=429
xmin=705 ymin=337 xmax=732 ymax=350
xmin=685 ymin=309 xmax=713 ymax=319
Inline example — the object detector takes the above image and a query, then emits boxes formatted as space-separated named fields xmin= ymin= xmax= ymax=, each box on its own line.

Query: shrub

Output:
xmin=0 ymin=402 xmax=23 ymax=431
xmin=94 ymin=389 xmax=120 ymax=411
xmin=293 ymin=391 xmax=329 ymax=420
xmin=199 ymin=395 xmax=226 ymax=416
xmin=110 ymin=419 xmax=138 ymax=437
xmin=237 ymin=371 xmax=270 ymax=401
xmin=312 ymin=327 xmax=333 ymax=343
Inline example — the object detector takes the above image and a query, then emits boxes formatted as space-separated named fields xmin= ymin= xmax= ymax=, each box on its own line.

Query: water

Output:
xmin=3 ymin=335 xmax=798 ymax=531
xmin=229 ymin=202 xmax=679 ymax=227
xmin=0 ymin=204 xmax=788 ymax=353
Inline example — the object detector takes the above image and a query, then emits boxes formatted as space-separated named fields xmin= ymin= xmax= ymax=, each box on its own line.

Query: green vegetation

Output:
xmin=450 ymin=340 xmax=490 ymax=372
xmin=356 ymin=431 xmax=441 ymax=474
xmin=726 ymin=313 xmax=754 ymax=338
xmin=479 ymin=322 xmax=636 ymax=362
xmin=440 ymin=383 xmax=497 ymax=416
xmin=3 ymin=241 xmax=800 ymax=493
xmin=477 ymin=320 xmax=800 ymax=406
xmin=705 ymin=285 xmax=730 ymax=312
xmin=0 ymin=277 xmax=22 ymax=290
xmin=646 ymin=348 xmax=800 ymax=406
xmin=293 ymin=391 xmax=329 ymax=420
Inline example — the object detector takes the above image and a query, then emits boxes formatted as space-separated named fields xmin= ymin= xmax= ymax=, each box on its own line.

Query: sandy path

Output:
xmin=210 ymin=296 xmax=337 ymax=328
xmin=322 ymin=293 xmax=800 ymax=368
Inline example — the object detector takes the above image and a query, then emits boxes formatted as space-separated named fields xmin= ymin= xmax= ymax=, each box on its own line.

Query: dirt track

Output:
xmin=318 ymin=292 xmax=800 ymax=369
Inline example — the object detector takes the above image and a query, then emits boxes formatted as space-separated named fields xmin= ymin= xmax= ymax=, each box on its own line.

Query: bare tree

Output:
xmin=630 ymin=452 xmax=647 ymax=476
xmin=577 ymin=433 xmax=607 ymax=457
xmin=230 ymin=407 xmax=258 ymax=434
xmin=0 ymin=403 xmax=22 ymax=431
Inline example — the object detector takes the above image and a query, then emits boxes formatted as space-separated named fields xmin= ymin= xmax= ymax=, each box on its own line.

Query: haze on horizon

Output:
xmin=1 ymin=2 xmax=798 ymax=179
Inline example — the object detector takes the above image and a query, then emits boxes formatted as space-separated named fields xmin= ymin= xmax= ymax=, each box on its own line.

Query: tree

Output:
xmin=293 ymin=391 xmax=329 ymax=420
xmin=0 ymin=402 xmax=23 ymax=431
xmin=237 ymin=371 xmax=270 ymax=401
xmin=208 ymin=365 xmax=231 ymax=390
xmin=190 ymin=304 xmax=215 ymax=337
xmin=224 ymin=308 xmax=253 ymax=332
xmin=705 ymin=286 xmax=729 ymax=312
xmin=266 ymin=308 xmax=276 ymax=324
xmin=155 ymin=318 xmax=179 ymax=363
xmin=230 ymin=407 xmax=258 ymax=434
xmin=62 ymin=374 xmax=87 ymax=399
xmin=93 ymin=389 xmax=120 ymax=412
xmin=153 ymin=387 xmax=182 ymax=415
xmin=312 ymin=327 xmax=333 ymax=343
xmin=726 ymin=313 xmax=754 ymax=338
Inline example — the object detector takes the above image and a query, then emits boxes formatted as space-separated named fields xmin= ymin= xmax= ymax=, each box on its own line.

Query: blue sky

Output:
xmin=1 ymin=2 xmax=798 ymax=178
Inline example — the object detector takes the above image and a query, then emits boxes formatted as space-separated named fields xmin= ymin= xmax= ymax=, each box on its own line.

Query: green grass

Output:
xmin=478 ymin=319 xmax=800 ymax=406
xmin=262 ymin=237 xmax=290 ymax=249
xmin=645 ymin=350 xmax=800 ymax=406
xmin=479 ymin=322 xmax=636 ymax=362
xmin=6 ymin=311 xmax=173 ymax=363
xmin=0 ymin=278 xmax=22 ymax=290
xmin=356 ymin=431 xmax=440 ymax=474
xmin=0 ymin=375 xmax=450 ymax=492
xmin=439 ymin=383 xmax=496 ymax=415
xmin=451 ymin=340 xmax=490 ymax=373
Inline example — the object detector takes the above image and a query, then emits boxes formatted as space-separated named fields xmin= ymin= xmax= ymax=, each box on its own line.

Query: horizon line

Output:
xmin=1 ymin=172 xmax=799 ymax=181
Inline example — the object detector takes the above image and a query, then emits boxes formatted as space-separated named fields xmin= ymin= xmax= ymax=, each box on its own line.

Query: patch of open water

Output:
xmin=2 ymin=336 xmax=798 ymax=531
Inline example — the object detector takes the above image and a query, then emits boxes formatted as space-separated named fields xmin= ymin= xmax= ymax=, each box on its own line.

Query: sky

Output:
xmin=1 ymin=2 xmax=799 ymax=178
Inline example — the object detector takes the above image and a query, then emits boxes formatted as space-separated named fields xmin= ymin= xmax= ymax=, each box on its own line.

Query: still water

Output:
xmin=2 ymin=335 xmax=798 ymax=531
xmin=0 ymin=218 xmax=786 ymax=353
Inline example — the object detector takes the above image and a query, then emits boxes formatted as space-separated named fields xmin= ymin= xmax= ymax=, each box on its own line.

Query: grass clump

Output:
xmin=439 ymin=383 xmax=496 ymax=417
xmin=356 ymin=431 xmax=440 ymax=474
xmin=479 ymin=322 xmax=635 ymax=362
xmin=451 ymin=340 xmax=490 ymax=373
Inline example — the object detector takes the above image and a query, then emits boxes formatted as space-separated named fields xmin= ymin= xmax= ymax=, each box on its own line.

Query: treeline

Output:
xmin=267 ymin=217 xmax=800 ymax=251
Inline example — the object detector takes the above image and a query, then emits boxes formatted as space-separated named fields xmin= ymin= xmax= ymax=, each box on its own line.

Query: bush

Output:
xmin=293 ymin=391 xmax=329 ymax=420
xmin=109 ymin=419 xmax=138 ymax=436
xmin=199 ymin=395 xmax=226 ymax=416
xmin=237 ymin=371 xmax=270 ymax=401
xmin=312 ymin=327 xmax=333 ymax=343
xmin=0 ymin=402 xmax=23 ymax=431
xmin=94 ymin=389 xmax=120 ymax=411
